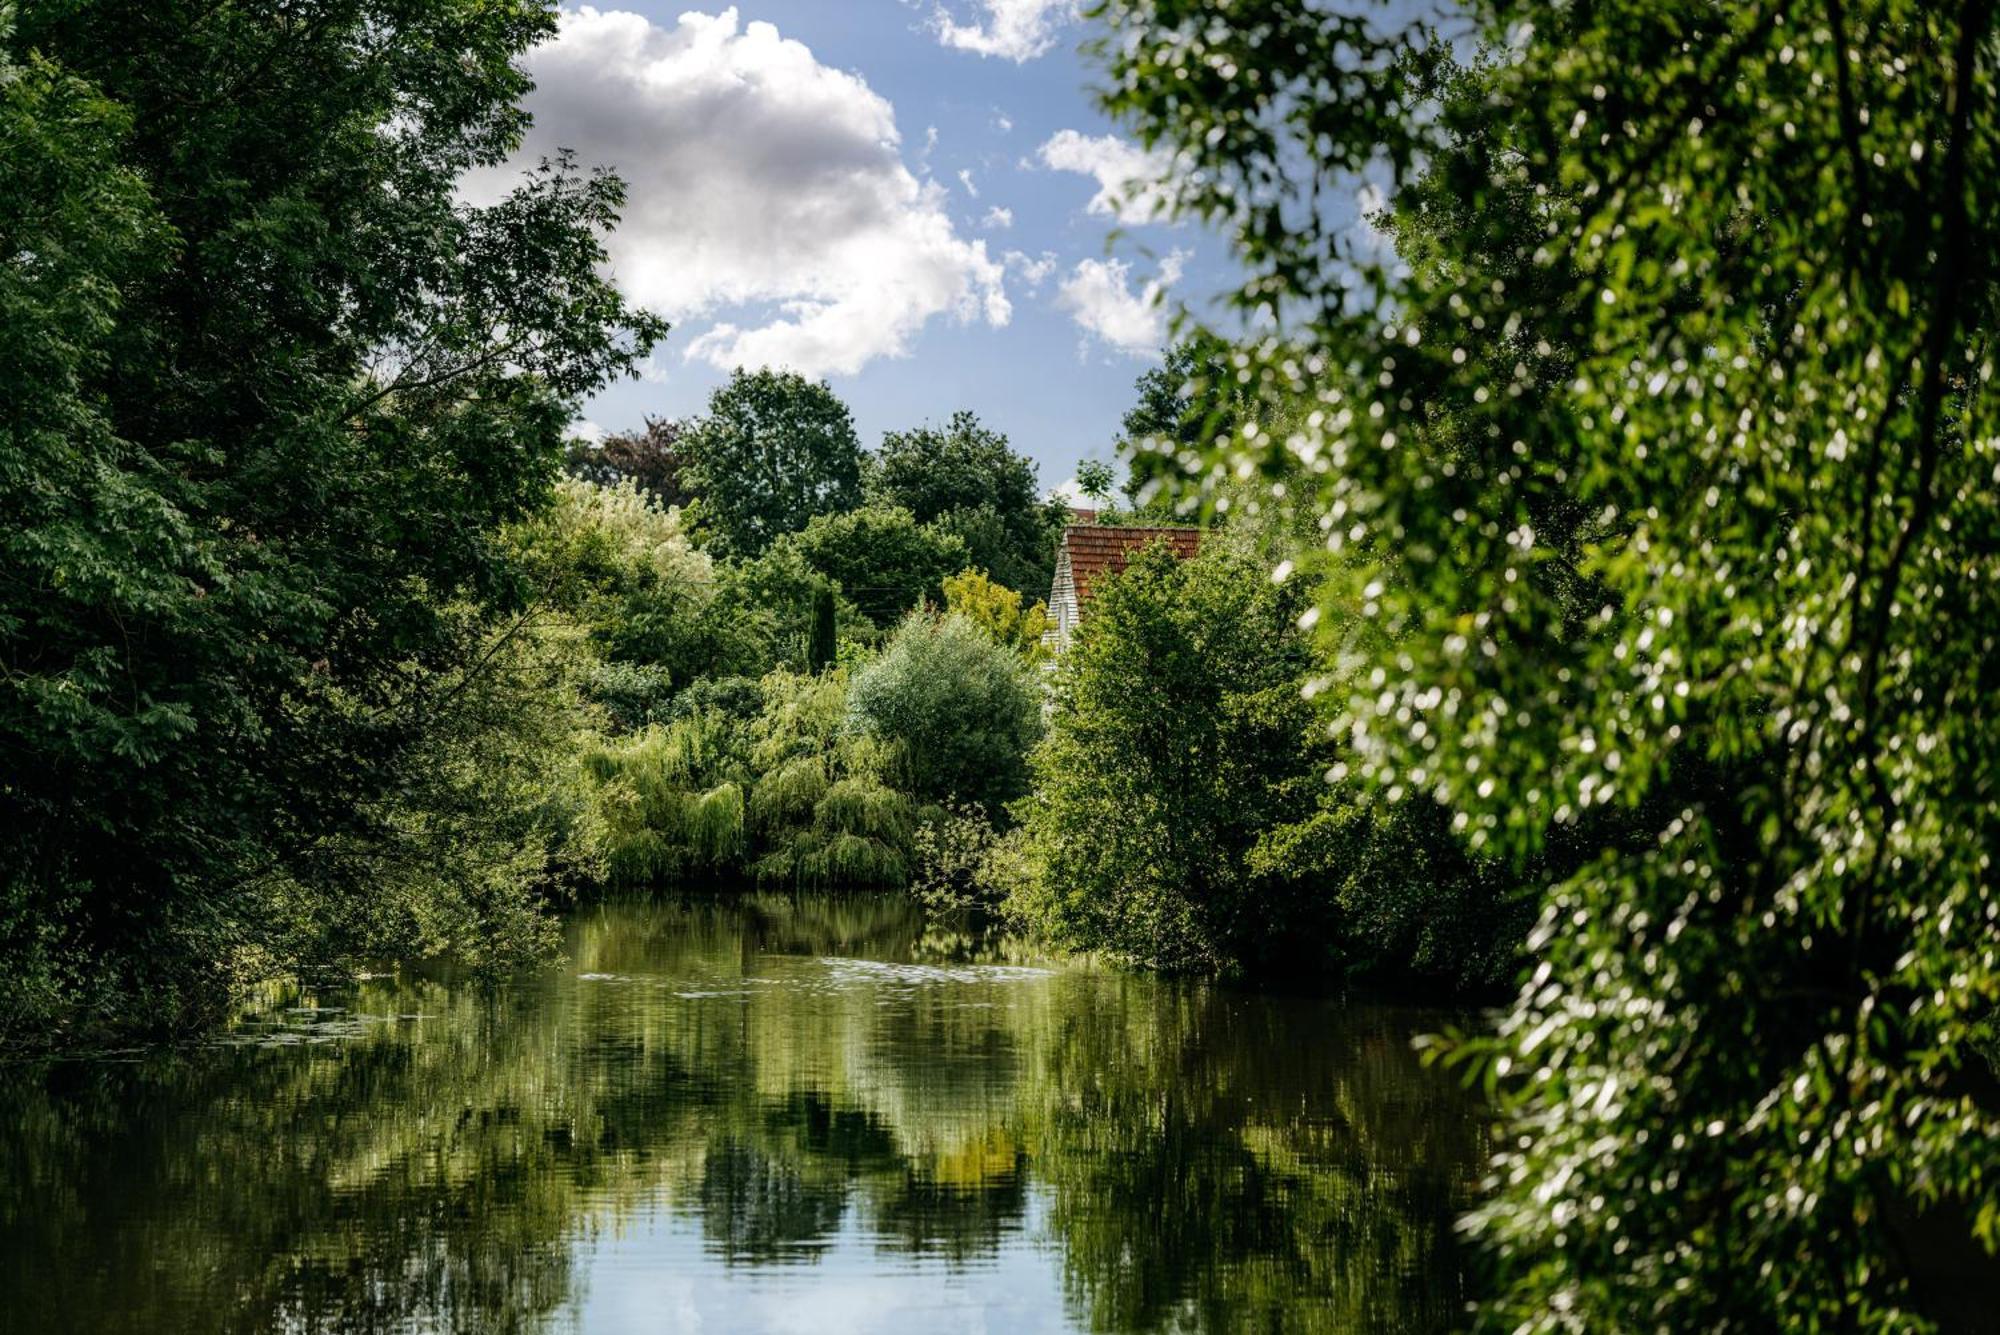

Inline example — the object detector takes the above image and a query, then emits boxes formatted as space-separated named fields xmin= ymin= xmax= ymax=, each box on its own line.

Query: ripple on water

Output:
xmin=814 ymin=958 xmax=1055 ymax=985
xmin=217 ymin=1012 xmax=395 ymax=1047
xmin=575 ymin=960 xmax=1054 ymax=994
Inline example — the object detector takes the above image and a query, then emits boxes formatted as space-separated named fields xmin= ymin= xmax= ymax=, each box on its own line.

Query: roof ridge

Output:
xmin=1061 ymin=522 xmax=1201 ymax=530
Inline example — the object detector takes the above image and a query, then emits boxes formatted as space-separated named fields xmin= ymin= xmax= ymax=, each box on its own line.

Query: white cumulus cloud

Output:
xmin=460 ymin=6 xmax=1007 ymax=378
xmin=1038 ymin=129 xmax=1177 ymax=224
xmin=933 ymin=0 xmax=1076 ymax=61
xmin=1056 ymin=251 xmax=1185 ymax=359
xmin=1003 ymin=249 xmax=1057 ymax=289
xmin=980 ymin=205 xmax=1014 ymax=230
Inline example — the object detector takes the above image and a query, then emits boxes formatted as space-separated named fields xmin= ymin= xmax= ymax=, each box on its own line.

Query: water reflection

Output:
xmin=0 ymin=894 xmax=1489 ymax=1333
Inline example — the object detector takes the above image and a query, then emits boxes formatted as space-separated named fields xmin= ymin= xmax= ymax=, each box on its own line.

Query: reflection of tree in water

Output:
xmin=0 ymin=895 xmax=1488 ymax=1334
xmin=699 ymin=1140 xmax=849 ymax=1263
xmin=1025 ymin=976 xmax=1489 ymax=1334
xmin=0 ymin=1017 xmax=586 ymax=1335
xmin=872 ymin=1149 xmax=1031 ymax=1266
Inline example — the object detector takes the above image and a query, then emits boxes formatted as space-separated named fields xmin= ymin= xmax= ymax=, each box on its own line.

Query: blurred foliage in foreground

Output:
xmin=1089 ymin=0 xmax=2000 ymax=1325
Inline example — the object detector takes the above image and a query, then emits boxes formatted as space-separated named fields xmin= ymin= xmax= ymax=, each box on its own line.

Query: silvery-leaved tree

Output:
xmin=1092 ymin=0 xmax=2000 ymax=1326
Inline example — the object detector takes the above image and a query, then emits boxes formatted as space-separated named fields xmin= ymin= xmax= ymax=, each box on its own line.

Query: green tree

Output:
xmin=746 ymin=668 xmax=915 ymax=889
xmin=869 ymin=411 xmax=1067 ymax=594
xmin=807 ymin=584 xmax=838 ymax=674
xmin=0 ymin=0 xmax=663 ymax=1045
xmin=847 ymin=613 xmax=1045 ymax=815
xmin=680 ymin=369 xmax=863 ymax=556
xmin=701 ymin=540 xmax=867 ymax=678
xmin=1073 ymin=460 xmax=1116 ymax=511
xmin=1093 ymin=0 xmax=2000 ymax=1324
xmin=1012 ymin=534 xmax=1512 ymax=982
xmin=1009 ymin=546 xmax=1339 ymax=973
xmin=786 ymin=504 xmax=968 ymax=629
xmin=584 ymin=665 xmax=921 ymax=892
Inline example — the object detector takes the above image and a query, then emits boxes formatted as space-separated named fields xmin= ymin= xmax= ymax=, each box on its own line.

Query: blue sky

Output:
xmin=467 ymin=1 xmax=1241 ymax=495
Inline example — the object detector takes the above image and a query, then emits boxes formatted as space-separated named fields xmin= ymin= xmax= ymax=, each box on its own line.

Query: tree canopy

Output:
xmin=848 ymin=613 xmax=1044 ymax=815
xmin=1091 ymin=0 xmax=2000 ymax=1325
xmin=680 ymin=368 xmax=864 ymax=557
xmin=869 ymin=411 xmax=1067 ymax=595
xmin=0 ymin=0 xmax=663 ymax=1042
xmin=564 ymin=416 xmax=688 ymax=508
xmin=786 ymin=504 xmax=968 ymax=630
xmin=1009 ymin=544 xmax=1336 ymax=973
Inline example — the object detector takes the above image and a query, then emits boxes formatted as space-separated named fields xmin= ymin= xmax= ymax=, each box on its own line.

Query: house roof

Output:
xmin=1060 ymin=524 xmax=1202 ymax=608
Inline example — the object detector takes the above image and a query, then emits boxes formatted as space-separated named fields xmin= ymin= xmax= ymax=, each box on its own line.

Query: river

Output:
xmin=0 ymin=893 xmax=1489 ymax=1333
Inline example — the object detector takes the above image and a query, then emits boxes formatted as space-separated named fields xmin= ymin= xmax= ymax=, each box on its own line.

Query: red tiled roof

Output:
xmin=1061 ymin=524 xmax=1201 ymax=607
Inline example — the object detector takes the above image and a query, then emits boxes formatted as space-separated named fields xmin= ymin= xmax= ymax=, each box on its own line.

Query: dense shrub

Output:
xmin=847 ymin=613 xmax=1045 ymax=814
xmin=584 ymin=662 xmax=676 ymax=732
xmin=664 ymin=675 xmax=767 ymax=727
xmin=721 ymin=539 xmax=867 ymax=671
xmin=906 ymin=803 xmax=1003 ymax=915
xmin=586 ymin=711 xmax=749 ymax=886
xmin=941 ymin=569 xmax=1052 ymax=662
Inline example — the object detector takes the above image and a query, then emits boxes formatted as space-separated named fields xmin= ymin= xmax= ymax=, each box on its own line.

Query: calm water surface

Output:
xmin=0 ymin=894 xmax=1489 ymax=1333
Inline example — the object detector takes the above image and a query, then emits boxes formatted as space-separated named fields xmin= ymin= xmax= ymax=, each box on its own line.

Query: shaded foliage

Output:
xmin=0 ymin=0 xmax=663 ymax=1045
xmin=786 ymin=504 xmax=968 ymax=629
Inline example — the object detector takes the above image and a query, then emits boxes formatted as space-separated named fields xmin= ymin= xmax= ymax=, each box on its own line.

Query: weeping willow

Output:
xmin=762 ymin=831 xmax=909 ymax=890
xmin=753 ymin=767 xmax=917 ymax=890
xmin=815 ymin=777 xmax=912 ymax=844
xmin=588 ymin=715 xmax=748 ymax=886
xmin=586 ymin=669 xmax=917 ymax=891
xmin=748 ymin=754 xmax=828 ymax=829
